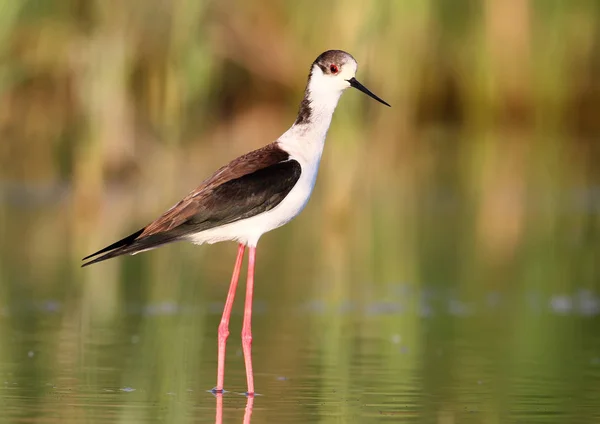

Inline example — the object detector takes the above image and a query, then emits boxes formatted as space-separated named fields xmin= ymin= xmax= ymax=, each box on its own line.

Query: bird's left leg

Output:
xmin=215 ymin=243 xmax=245 ymax=393
xmin=241 ymin=246 xmax=256 ymax=395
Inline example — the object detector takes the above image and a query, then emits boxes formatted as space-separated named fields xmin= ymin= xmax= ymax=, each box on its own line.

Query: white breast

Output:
xmin=186 ymin=132 xmax=326 ymax=247
xmin=186 ymin=66 xmax=342 ymax=247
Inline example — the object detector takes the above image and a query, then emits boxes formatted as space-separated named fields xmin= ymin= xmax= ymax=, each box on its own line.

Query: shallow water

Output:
xmin=2 ymin=286 xmax=600 ymax=423
xmin=1 ymin=176 xmax=600 ymax=423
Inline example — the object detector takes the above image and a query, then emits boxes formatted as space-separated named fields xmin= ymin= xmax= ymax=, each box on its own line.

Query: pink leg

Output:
xmin=215 ymin=243 xmax=245 ymax=393
xmin=241 ymin=246 xmax=257 ymax=395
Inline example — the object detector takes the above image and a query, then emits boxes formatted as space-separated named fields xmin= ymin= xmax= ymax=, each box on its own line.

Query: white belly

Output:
xmin=186 ymin=120 xmax=329 ymax=248
xmin=186 ymin=157 xmax=320 ymax=247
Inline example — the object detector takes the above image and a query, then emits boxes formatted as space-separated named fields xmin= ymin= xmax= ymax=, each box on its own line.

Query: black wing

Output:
xmin=184 ymin=159 xmax=302 ymax=230
xmin=81 ymin=159 xmax=302 ymax=266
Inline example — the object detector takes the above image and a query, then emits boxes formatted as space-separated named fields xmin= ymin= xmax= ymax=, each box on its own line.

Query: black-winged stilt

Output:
xmin=82 ymin=50 xmax=390 ymax=395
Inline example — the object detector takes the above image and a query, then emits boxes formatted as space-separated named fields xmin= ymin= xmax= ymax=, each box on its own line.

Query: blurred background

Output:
xmin=1 ymin=0 xmax=600 ymax=423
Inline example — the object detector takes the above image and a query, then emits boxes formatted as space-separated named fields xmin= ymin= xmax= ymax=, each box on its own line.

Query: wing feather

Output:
xmin=82 ymin=142 xmax=301 ymax=266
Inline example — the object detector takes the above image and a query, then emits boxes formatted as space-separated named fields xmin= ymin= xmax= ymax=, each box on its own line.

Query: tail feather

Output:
xmin=81 ymin=246 xmax=140 ymax=267
xmin=81 ymin=228 xmax=183 ymax=267
xmin=82 ymin=228 xmax=145 ymax=261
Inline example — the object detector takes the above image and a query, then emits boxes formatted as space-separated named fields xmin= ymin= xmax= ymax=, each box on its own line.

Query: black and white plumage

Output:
xmin=82 ymin=49 xmax=389 ymax=396
xmin=82 ymin=144 xmax=301 ymax=266
xmin=82 ymin=49 xmax=389 ymax=266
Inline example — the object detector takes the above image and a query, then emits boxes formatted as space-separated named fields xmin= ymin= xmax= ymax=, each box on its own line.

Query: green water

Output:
xmin=2 ymin=286 xmax=600 ymax=423
xmin=2 ymin=1 xmax=600 ymax=421
xmin=1 ymin=183 xmax=599 ymax=423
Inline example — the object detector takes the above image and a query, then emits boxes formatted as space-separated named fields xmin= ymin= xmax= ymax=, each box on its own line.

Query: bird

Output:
xmin=82 ymin=50 xmax=390 ymax=396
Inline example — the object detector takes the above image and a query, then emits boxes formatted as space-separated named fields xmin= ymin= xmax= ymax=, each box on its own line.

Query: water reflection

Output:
xmin=2 ymin=170 xmax=600 ymax=423
xmin=1 ymin=287 xmax=599 ymax=422
xmin=213 ymin=393 xmax=254 ymax=424
xmin=243 ymin=396 xmax=254 ymax=424
xmin=215 ymin=393 xmax=223 ymax=424
xmin=213 ymin=394 xmax=254 ymax=424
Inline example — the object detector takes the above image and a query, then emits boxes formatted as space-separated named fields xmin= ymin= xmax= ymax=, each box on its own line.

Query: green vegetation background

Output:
xmin=0 ymin=1 xmax=599 ymax=422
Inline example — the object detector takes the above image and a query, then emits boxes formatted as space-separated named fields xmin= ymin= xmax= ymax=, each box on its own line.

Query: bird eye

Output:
xmin=329 ymin=64 xmax=339 ymax=74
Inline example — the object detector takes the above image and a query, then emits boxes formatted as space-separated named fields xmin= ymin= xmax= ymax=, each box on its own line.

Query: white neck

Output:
xmin=291 ymin=96 xmax=340 ymax=140
xmin=278 ymin=66 xmax=344 ymax=160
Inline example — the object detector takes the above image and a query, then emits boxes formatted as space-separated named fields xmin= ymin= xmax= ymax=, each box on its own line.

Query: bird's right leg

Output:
xmin=214 ymin=243 xmax=245 ymax=393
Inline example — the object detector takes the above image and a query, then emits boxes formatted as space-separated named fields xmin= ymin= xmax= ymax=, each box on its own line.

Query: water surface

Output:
xmin=1 ymin=282 xmax=600 ymax=423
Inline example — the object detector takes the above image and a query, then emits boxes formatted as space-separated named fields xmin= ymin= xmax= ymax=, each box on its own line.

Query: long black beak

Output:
xmin=347 ymin=77 xmax=391 ymax=107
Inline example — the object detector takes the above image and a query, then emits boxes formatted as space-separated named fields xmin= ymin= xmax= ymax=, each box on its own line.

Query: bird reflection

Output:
xmin=243 ymin=395 xmax=254 ymax=424
xmin=215 ymin=393 xmax=223 ymax=423
xmin=214 ymin=393 xmax=254 ymax=424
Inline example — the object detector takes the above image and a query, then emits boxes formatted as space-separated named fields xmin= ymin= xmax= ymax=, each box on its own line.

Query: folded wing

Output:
xmin=82 ymin=143 xmax=301 ymax=267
